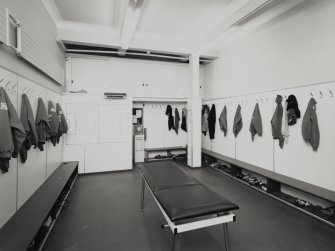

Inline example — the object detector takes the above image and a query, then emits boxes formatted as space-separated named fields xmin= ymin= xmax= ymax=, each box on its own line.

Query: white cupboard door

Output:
xmin=85 ymin=143 xmax=132 ymax=173
xmin=71 ymin=58 xmax=110 ymax=94
xmin=66 ymin=104 xmax=99 ymax=145
xmin=99 ymin=104 xmax=131 ymax=143
xmin=143 ymin=105 xmax=165 ymax=148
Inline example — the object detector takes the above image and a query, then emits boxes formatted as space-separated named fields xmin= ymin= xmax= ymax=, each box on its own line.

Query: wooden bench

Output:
xmin=0 ymin=161 xmax=78 ymax=251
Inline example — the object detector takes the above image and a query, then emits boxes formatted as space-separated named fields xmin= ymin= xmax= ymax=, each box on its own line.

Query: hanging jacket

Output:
xmin=181 ymin=108 xmax=187 ymax=132
xmin=286 ymin=95 xmax=301 ymax=126
xmin=208 ymin=104 xmax=216 ymax=140
xmin=56 ymin=103 xmax=68 ymax=143
xmin=48 ymin=101 xmax=60 ymax=146
xmin=219 ymin=105 xmax=227 ymax=136
xmin=302 ymin=98 xmax=320 ymax=151
xmin=249 ymin=103 xmax=262 ymax=141
xmin=174 ymin=108 xmax=180 ymax=134
xmin=271 ymin=95 xmax=284 ymax=149
xmin=19 ymin=94 xmax=38 ymax=163
xmin=282 ymin=100 xmax=289 ymax=144
xmin=36 ymin=98 xmax=51 ymax=151
xmin=201 ymin=105 xmax=210 ymax=135
xmin=165 ymin=105 xmax=174 ymax=131
xmin=0 ymin=87 xmax=26 ymax=173
xmin=233 ymin=105 xmax=242 ymax=137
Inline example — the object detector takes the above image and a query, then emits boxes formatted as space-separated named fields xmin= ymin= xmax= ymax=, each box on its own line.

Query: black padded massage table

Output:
xmin=138 ymin=161 xmax=239 ymax=251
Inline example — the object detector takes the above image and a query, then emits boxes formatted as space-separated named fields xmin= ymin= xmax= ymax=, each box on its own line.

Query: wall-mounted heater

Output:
xmin=104 ymin=92 xmax=127 ymax=100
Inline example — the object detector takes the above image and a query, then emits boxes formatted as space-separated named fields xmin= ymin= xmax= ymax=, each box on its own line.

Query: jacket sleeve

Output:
xmin=310 ymin=111 xmax=320 ymax=151
xmin=5 ymin=91 xmax=26 ymax=158
xmin=301 ymin=103 xmax=312 ymax=143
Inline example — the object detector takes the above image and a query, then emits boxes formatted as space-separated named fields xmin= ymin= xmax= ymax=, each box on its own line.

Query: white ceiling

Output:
xmin=136 ymin=0 xmax=232 ymax=37
xmin=43 ymin=0 xmax=305 ymax=56
xmin=54 ymin=0 xmax=120 ymax=27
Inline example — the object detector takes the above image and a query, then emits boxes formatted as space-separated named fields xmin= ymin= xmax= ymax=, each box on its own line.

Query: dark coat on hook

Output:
xmin=233 ymin=105 xmax=243 ymax=137
xmin=208 ymin=104 xmax=216 ymax=139
xmin=286 ymin=95 xmax=301 ymax=126
xmin=271 ymin=95 xmax=284 ymax=148
xmin=165 ymin=105 xmax=174 ymax=131
xmin=201 ymin=105 xmax=210 ymax=135
xmin=249 ymin=103 xmax=262 ymax=141
xmin=48 ymin=101 xmax=60 ymax=146
xmin=0 ymin=87 xmax=26 ymax=173
xmin=174 ymin=108 xmax=180 ymax=134
xmin=219 ymin=105 xmax=227 ymax=136
xmin=36 ymin=98 xmax=51 ymax=151
xmin=56 ymin=103 xmax=68 ymax=143
xmin=302 ymin=98 xmax=320 ymax=151
xmin=181 ymin=108 xmax=187 ymax=132
xmin=19 ymin=94 xmax=38 ymax=163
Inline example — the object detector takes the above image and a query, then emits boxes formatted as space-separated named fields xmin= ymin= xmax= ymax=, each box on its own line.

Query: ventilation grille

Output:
xmin=104 ymin=92 xmax=127 ymax=100
xmin=0 ymin=8 xmax=6 ymax=44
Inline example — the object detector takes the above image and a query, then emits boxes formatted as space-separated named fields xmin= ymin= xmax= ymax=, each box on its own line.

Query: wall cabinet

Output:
xmin=63 ymin=96 xmax=132 ymax=173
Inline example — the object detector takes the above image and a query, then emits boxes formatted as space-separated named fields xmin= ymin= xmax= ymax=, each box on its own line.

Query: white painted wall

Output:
xmin=0 ymin=0 xmax=65 ymax=227
xmin=0 ymin=0 xmax=65 ymax=92
xmin=202 ymin=0 xmax=335 ymax=192
xmin=0 ymin=68 xmax=65 ymax=227
xmin=68 ymin=56 xmax=193 ymax=99
xmin=142 ymin=103 xmax=187 ymax=149
xmin=62 ymin=94 xmax=133 ymax=174
xmin=204 ymin=0 xmax=335 ymax=99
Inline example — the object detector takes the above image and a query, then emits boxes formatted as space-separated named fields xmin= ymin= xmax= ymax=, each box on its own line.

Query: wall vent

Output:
xmin=104 ymin=92 xmax=127 ymax=100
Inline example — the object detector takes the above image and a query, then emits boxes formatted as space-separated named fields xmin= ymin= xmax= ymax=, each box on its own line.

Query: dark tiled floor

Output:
xmin=44 ymin=161 xmax=335 ymax=251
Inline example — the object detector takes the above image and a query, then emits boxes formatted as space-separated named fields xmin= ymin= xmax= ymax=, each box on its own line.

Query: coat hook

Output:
xmin=266 ymin=97 xmax=269 ymax=102
xmin=310 ymin=92 xmax=313 ymax=97
xmin=256 ymin=98 xmax=258 ymax=103
xmin=261 ymin=98 xmax=263 ymax=103
xmin=319 ymin=91 xmax=323 ymax=98
xmin=329 ymin=90 xmax=333 ymax=98
xmin=5 ymin=81 xmax=10 ymax=88
xmin=0 ymin=78 xmax=3 ymax=82
xmin=284 ymin=95 xmax=287 ymax=99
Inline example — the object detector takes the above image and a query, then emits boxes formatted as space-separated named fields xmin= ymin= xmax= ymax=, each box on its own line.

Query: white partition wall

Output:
xmin=0 ymin=68 xmax=18 ymax=227
xmin=235 ymin=93 xmax=274 ymax=171
xmin=143 ymin=103 xmax=187 ymax=149
xmin=62 ymin=94 xmax=132 ymax=173
xmin=17 ymin=77 xmax=48 ymax=208
xmin=0 ymin=67 xmax=64 ymax=226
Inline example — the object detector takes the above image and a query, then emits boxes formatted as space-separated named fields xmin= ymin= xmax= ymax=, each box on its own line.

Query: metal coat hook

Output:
xmin=310 ymin=92 xmax=313 ymax=97
xmin=5 ymin=81 xmax=10 ymax=88
xmin=284 ymin=95 xmax=287 ymax=99
xmin=319 ymin=91 xmax=323 ymax=98
xmin=0 ymin=78 xmax=3 ymax=83
xmin=266 ymin=97 xmax=269 ymax=102
xmin=256 ymin=98 xmax=258 ymax=103
xmin=261 ymin=98 xmax=263 ymax=103
xmin=329 ymin=90 xmax=333 ymax=98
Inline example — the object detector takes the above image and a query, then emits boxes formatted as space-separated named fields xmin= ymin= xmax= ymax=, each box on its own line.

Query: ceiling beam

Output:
xmin=120 ymin=0 xmax=145 ymax=50
xmin=41 ymin=0 xmax=63 ymax=25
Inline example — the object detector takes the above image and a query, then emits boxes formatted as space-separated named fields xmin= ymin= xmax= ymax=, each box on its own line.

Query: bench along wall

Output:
xmin=202 ymin=0 xmax=335 ymax=192
xmin=0 ymin=67 xmax=63 ymax=228
xmin=0 ymin=0 xmax=65 ymax=228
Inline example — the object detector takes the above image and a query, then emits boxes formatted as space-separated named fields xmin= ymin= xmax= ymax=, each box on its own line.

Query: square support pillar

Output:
xmin=187 ymin=54 xmax=201 ymax=168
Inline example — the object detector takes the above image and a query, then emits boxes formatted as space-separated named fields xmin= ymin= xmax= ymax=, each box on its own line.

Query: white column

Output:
xmin=187 ymin=54 xmax=202 ymax=168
